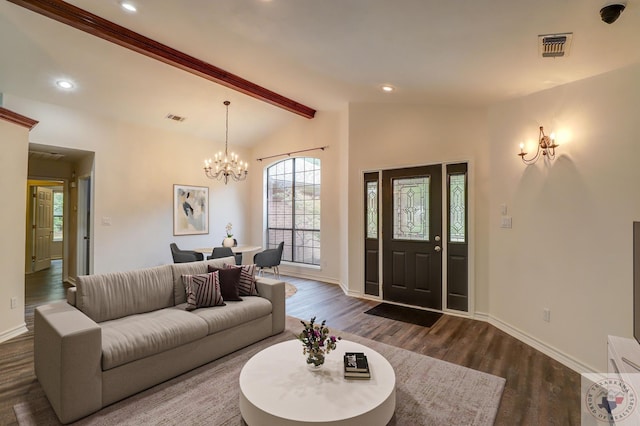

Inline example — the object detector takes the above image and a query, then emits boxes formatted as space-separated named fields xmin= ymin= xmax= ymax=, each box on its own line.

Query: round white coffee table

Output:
xmin=239 ymin=339 xmax=396 ymax=426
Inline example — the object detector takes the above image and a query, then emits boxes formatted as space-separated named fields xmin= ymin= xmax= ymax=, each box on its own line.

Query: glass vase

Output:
xmin=306 ymin=349 xmax=326 ymax=370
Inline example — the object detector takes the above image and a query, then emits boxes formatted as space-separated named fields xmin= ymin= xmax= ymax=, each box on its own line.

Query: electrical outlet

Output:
xmin=543 ymin=308 xmax=551 ymax=322
xmin=10 ymin=297 xmax=17 ymax=309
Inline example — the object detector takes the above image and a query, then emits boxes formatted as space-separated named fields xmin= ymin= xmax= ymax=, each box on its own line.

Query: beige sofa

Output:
xmin=34 ymin=256 xmax=285 ymax=424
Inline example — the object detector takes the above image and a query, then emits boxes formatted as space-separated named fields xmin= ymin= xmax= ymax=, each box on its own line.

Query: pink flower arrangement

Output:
xmin=297 ymin=316 xmax=340 ymax=367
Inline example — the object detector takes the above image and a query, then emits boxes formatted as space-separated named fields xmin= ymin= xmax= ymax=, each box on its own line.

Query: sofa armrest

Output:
xmin=35 ymin=302 xmax=103 ymax=424
xmin=66 ymin=286 xmax=77 ymax=306
xmin=256 ymin=277 xmax=285 ymax=334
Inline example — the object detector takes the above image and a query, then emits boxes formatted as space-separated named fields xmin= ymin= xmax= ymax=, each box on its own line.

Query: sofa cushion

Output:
xmin=208 ymin=266 xmax=242 ymax=301
xmin=171 ymin=257 xmax=236 ymax=305
xmin=76 ymin=265 xmax=174 ymax=323
xmin=183 ymin=272 xmax=225 ymax=311
xmin=224 ymin=263 xmax=259 ymax=296
xmin=192 ymin=296 xmax=272 ymax=335
xmin=101 ymin=306 xmax=209 ymax=370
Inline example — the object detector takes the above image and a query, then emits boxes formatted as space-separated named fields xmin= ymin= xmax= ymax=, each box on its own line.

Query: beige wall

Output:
xmin=249 ymin=109 xmax=349 ymax=284
xmin=4 ymin=63 xmax=639 ymax=373
xmin=5 ymin=95 xmax=251 ymax=274
xmin=487 ymin=63 xmax=640 ymax=372
xmin=347 ymin=103 xmax=490 ymax=313
xmin=0 ymin=119 xmax=29 ymax=342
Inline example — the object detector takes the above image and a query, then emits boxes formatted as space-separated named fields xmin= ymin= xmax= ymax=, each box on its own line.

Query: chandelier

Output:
xmin=517 ymin=126 xmax=558 ymax=165
xmin=204 ymin=100 xmax=248 ymax=184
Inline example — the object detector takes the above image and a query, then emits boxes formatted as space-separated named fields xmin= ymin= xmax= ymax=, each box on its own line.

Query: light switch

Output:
xmin=500 ymin=204 xmax=508 ymax=215
xmin=102 ymin=216 xmax=112 ymax=226
xmin=500 ymin=216 xmax=512 ymax=229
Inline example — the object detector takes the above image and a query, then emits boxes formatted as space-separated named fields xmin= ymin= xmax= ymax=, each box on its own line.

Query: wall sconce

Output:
xmin=518 ymin=126 xmax=558 ymax=164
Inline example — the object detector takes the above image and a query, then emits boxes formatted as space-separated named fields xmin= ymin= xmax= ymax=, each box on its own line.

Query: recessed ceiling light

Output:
xmin=381 ymin=84 xmax=395 ymax=93
xmin=56 ymin=80 xmax=74 ymax=90
xmin=120 ymin=2 xmax=137 ymax=12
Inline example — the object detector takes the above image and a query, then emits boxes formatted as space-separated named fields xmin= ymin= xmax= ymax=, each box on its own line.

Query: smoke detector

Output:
xmin=538 ymin=33 xmax=573 ymax=58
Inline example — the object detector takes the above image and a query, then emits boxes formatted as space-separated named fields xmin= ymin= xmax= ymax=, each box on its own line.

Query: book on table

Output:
xmin=344 ymin=352 xmax=371 ymax=379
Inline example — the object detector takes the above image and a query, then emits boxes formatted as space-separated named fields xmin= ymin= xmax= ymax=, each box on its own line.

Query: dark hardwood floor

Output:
xmin=0 ymin=264 xmax=580 ymax=425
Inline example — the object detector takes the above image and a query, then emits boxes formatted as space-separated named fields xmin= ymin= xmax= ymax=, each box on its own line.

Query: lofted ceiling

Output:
xmin=1 ymin=0 xmax=639 ymax=148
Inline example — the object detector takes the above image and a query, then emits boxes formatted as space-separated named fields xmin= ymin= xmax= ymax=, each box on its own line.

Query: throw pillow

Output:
xmin=208 ymin=266 xmax=243 ymax=301
xmin=224 ymin=263 xmax=259 ymax=296
xmin=182 ymin=272 xmax=225 ymax=311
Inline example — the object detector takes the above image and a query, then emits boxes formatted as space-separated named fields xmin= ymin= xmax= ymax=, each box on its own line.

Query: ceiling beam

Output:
xmin=7 ymin=0 xmax=316 ymax=119
xmin=0 ymin=107 xmax=39 ymax=129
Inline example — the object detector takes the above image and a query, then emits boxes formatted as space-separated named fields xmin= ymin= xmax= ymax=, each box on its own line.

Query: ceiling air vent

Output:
xmin=538 ymin=33 xmax=573 ymax=58
xmin=166 ymin=114 xmax=186 ymax=122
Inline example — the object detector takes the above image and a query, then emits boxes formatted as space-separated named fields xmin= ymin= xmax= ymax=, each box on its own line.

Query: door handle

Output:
xmin=435 ymin=246 xmax=441 ymax=252
xmin=435 ymin=235 xmax=441 ymax=242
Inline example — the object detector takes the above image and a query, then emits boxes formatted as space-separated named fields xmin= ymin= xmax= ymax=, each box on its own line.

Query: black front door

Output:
xmin=382 ymin=165 xmax=442 ymax=309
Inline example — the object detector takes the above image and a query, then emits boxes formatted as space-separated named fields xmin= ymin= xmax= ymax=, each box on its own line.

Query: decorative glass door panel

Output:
xmin=367 ymin=181 xmax=378 ymax=239
xmin=449 ymin=174 xmax=466 ymax=243
xmin=392 ymin=177 xmax=430 ymax=241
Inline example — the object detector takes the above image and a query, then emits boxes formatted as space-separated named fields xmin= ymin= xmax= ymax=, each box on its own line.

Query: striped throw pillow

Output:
xmin=224 ymin=263 xmax=259 ymax=296
xmin=182 ymin=272 xmax=225 ymax=311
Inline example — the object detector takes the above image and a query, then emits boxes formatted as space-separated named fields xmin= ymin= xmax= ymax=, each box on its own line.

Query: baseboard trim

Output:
xmin=0 ymin=323 xmax=28 ymax=344
xmin=476 ymin=311 xmax=597 ymax=374
xmin=278 ymin=270 xmax=341 ymax=286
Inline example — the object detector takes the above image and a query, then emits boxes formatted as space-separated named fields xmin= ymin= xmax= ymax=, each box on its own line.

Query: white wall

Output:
xmin=0 ymin=118 xmax=29 ymax=342
xmin=347 ymin=103 xmax=490 ymax=312
xmin=487 ymin=63 xmax=640 ymax=372
xmin=5 ymin=95 xmax=250 ymax=274
xmin=249 ymin=109 xmax=348 ymax=284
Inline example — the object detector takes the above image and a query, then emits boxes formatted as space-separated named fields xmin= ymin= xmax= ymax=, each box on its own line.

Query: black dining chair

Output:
xmin=207 ymin=246 xmax=234 ymax=260
xmin=253 ymin=241 xmax=284 ymax=278
xmin=170 ymin=243 xmax=204 ymax=263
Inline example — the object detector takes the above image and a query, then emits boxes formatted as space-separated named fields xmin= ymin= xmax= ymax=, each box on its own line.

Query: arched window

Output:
xmin=266 ymin=157 xmax=320 ymax=265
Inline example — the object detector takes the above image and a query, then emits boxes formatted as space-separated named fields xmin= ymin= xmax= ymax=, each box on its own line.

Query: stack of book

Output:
xmin=343 ymin=352 xmax=371 ymax=379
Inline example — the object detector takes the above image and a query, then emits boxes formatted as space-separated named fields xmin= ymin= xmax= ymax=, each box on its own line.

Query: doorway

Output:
xmin=366 ymin=162 xmax=469 ymax=312
xmin=382 ymin=165 xmax=443 ymax=309
xmin=26 ymin=180 xmax=64 ymax=274
xmin=26 ymin=144 xmax=95 ymax=283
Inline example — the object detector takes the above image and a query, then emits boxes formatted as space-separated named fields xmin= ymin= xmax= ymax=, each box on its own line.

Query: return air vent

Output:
xmin=166 ymin=114 xmax=186 ymax=122
xmin=538 ymin=33 xmax=573 ymax=58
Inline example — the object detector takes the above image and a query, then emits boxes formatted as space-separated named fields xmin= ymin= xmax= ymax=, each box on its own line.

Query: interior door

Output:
xmin=382 ymin=165 xmax=442 ymax=309
xmin=34 ymin=186 xmax=53 ymax=272
xmin=77 ymin=176 xmax=91 ymax=275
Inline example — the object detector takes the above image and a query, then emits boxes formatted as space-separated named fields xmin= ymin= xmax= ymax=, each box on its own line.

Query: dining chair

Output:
xmin=170 ymin=243 xmax=204 ymax=263
xmin=253 ymin=241 xmax=284 ymax=278
xmin=207 ymin=246 xmax=241 ymax=265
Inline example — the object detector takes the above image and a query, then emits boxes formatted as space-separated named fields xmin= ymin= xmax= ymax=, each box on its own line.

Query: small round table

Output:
xmin=239 ymin=340 xmax=396 ymax=426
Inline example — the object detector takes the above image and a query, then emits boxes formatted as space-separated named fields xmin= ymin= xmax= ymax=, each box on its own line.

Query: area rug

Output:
xmin=365 ymin=302 xmax=443 ymax=327
xmin=14 ymin=317 xmax=504 ymax=426
xmin=284 ymin=281 xmax=297 ymax=298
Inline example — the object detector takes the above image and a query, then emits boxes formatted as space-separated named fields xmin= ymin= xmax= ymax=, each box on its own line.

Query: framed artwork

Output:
xmin=173 ymin=184 xmax=209 ymax=235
